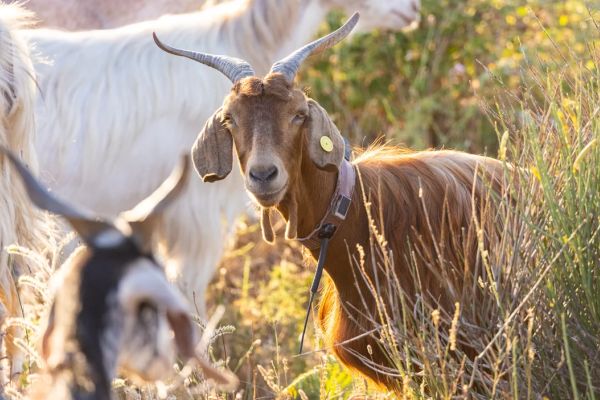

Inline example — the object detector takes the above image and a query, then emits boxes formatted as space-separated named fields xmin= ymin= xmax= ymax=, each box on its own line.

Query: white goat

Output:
xmin=0 ymin=3 xmax=55 ymax=383
xmin=10 ymin=0 xmax=208 ymax=30
xmin=21 ymin=0 xmax=420 ymax=317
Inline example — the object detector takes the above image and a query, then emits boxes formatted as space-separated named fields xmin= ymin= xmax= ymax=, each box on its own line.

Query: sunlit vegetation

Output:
xmin=207 ymin=1 xmax=599 ymax=398
xmin=5 ymin=0 xmax=599 ymax=398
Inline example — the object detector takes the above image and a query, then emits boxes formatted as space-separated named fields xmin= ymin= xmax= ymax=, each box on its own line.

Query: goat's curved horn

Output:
xmin=153 ymin=33 xmax=255 ymax=83
xmin=269 ymin=12 xmax=359 ymax=83
xmin=0 ymin=145 xmax=114 ymax=242
xmin=121 ymin=155 xmax=190 ymax=224
xmin=120 ymin=155 xmax=190 ymax=250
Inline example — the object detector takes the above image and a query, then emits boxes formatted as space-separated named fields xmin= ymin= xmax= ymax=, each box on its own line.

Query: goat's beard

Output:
xmin=284 ymin=196 xmax=298 ymax=240
xmin=260 ymin=208 xmax=275 ymax=244
xmin=259 ymin=196 xmax=298 ymax=243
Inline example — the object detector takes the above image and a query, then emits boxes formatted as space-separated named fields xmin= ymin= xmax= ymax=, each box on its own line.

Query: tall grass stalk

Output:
xmin=330 ymin=24 xmax=599 ymax=399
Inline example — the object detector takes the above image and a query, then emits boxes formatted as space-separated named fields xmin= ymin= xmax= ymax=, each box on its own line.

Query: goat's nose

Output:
xmin=249 ymin=165 xmax=278 ymax=183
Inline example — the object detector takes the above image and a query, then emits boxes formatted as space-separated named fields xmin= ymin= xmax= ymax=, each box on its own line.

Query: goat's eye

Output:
xmin=292 ymin=113 xmax=306 ymax=125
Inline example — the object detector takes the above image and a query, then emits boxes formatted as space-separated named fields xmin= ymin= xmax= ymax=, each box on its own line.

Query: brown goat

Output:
xmin=154 ymin=13 xmax=505 ymax=391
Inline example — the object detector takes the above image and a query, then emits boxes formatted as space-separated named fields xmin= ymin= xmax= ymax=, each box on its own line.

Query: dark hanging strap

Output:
xmin=298 ymin=223 xmax=336 ymax=354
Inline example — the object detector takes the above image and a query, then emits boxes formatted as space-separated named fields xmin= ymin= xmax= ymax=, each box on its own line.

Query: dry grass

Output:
xmin=1 ymin=4 xmax=599 ymax=400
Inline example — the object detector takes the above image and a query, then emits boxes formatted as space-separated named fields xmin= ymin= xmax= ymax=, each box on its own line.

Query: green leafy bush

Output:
xmin=302 ymin=0 xmax=598 ymax=153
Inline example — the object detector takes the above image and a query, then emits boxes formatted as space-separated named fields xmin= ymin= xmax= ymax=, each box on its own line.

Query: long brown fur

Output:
xmin=307 ymin=147 xmax=505 ymax=390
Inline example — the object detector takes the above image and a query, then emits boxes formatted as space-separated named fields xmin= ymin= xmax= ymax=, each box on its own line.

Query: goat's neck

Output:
xmin=164 ymin=0 xmax=328 ymax=75
xmin=52 ymin=358 xmax=113 ymax=400
xmin=277 ymin=156 xmax=369 ymax=298
xmin=277 ymin=157 xmax=336 ymax=240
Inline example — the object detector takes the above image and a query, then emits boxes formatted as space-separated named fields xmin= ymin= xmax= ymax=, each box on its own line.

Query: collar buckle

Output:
xmin=333 ymin=194 xmax=351 ymax=220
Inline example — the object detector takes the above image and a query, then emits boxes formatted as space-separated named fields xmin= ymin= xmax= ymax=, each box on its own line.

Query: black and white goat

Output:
xmin=0 ymin=147 xmax=237 ymax=399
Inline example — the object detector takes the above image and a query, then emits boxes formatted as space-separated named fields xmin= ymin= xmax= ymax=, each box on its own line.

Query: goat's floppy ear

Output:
xmin=119 ymin=262 xmax=196 ymax=353
xmin=191 ymin=107 xmax=233 ymax=182
xmin=120 ymin=155 xmax=190 ymax=251
xmin=0 ymin=146 xmax=116 ymax=245
xmin=304 ymin=99 xmax=345 ymax=171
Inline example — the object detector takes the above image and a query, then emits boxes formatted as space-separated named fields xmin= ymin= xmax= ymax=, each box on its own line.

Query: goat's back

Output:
xmin=318 ymin=148 xmax=507 ymax=390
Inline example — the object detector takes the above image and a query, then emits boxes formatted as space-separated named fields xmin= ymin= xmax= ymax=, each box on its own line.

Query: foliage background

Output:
xmin=204 ymin=0 xmax=600 ymax=398
xmin=9 ymin=0 xmax=599 ymax=399
xmin=301 ymin=0 xmax=597 ymax=152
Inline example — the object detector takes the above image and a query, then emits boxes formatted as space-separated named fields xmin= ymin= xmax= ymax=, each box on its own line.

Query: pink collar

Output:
xmin=296 ymin=159 xmax=356 ymax=250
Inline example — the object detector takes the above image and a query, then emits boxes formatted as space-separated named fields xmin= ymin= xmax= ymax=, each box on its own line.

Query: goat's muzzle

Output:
xmin=249 ymin=164 xmax=279 ymax=184
xmin=244 ymin=155 xmax=288 ymax=206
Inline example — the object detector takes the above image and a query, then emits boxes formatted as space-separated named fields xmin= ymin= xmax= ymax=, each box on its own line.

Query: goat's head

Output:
xmin=0 ymin=147 xmax=237 ymax=398
xmin=325 ymin=0 xmax=420 ymax=31
xmin=194 ymin=76 xmax=344 ymax=209
xmin=154 ymin=13 xmax=357 ymax=240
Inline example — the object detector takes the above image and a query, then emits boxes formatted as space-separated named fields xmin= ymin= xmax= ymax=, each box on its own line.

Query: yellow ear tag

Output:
xmin=320 ymin=136 xmax=334 ymax=152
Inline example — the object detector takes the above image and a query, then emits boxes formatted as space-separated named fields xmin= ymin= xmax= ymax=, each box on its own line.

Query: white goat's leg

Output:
xmin=9 ymin=328 xmax=24 ymax=381
xmin=7 ymin=310 xmax=25 ymax=382
xmin=0 ymin=277 xmax=25 ymax=384
xmin=0 ymin=297 xmax=7 ymax=387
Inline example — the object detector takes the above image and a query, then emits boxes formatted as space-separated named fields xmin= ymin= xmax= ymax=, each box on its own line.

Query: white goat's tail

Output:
xmin=0 ymin=3 xmax=54 ymax=384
